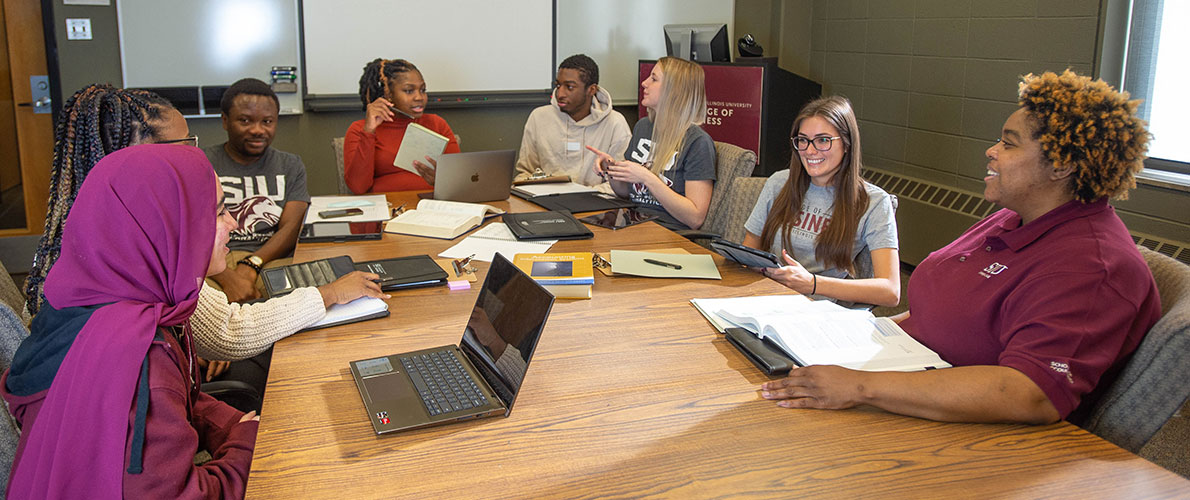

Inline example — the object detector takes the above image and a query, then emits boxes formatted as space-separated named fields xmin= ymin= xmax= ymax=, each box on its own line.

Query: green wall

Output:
xmin=769 ymin=0 xmax=1188 ymax=244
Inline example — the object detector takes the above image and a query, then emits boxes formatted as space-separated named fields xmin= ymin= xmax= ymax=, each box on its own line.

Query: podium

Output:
xmin=638 ymin=58 xmax=821 ymax=177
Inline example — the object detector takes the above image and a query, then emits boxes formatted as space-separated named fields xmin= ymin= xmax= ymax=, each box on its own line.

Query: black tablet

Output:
xmin=299 ymin=222 xmax=383 ymax=243
xmin=710 ymin=238 xmax=781 ymax=268
xmin=578 ymin=208 xmax=659 ymax=230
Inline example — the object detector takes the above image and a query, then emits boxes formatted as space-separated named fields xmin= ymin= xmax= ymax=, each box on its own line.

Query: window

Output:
xmin=1122 ymin=0 xmax=1190 ymax=175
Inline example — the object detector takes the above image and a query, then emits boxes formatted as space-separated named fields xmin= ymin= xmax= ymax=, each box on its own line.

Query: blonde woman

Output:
xmin=588 ymin=57 xmax=714 ymax=230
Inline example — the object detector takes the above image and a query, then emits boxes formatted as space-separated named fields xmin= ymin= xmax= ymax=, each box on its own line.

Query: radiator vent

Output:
xmin=861 ymin=168 xmax=1190 ymax=266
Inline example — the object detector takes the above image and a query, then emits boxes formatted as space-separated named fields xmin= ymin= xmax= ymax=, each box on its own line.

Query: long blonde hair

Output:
xmin=759 ymin=96 xmax=868 ymax=275
xmin=645 ymin=57 xmax=707 ymax=175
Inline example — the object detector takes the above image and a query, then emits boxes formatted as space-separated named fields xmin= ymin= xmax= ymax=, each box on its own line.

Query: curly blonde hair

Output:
xmin=1017 ymin=70 xmax=1149 ymax=202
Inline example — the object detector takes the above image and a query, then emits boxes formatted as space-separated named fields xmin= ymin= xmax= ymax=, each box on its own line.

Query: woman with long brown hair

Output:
xmin=743 ymin=96 xmax=900 ymax=306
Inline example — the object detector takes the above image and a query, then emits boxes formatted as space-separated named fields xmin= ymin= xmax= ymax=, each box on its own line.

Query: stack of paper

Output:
xmin=438 ymin=223 xmax=556 ymax=262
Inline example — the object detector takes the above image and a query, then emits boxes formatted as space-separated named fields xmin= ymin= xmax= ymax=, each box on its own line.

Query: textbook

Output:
xmin=384 ymin=199 xmax=504 ymax=239
xmin=303 ymin=296 xmax=390 ymax=331
xmin=693 ymin=295 xmax=951 ymax=372
xmin=393 ymin=122 xmax=449 ymax=174
xmin=512 ymin=252 xmax=594 ymax=299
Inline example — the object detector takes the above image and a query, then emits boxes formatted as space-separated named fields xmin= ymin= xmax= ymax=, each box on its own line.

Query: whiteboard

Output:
xmin=302 ymin=0 xmax=554 ymax=96
xmin=118 ymin=0 xmax=304 ymax=115
xmin=556 ymin=1 xmax=734 ymax=105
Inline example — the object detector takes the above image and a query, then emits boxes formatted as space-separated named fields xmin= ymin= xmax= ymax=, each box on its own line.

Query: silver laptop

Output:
xmin=432 ymin=149 xmax=516 ymax=202
xmin=349 ymin=253 xmax=555 ymax=435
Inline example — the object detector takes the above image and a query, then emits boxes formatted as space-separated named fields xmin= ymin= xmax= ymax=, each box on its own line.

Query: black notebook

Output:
xmin=524 ymin=192 xmax=635 ymax=214
xmin=263 ymin=254 xmax=448 ymax=298
xmin=354 ymin=255 xmax=449 ymax=290
xmin=502 ymin=211 xmax=594 ymax=240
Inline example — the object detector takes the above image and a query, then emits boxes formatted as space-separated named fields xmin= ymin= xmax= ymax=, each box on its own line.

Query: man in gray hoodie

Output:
xmin=515 ymin=54 xmax=631 ymax=189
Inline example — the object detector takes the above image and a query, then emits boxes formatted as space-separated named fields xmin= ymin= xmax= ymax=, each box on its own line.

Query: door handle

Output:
xmin=17 ymin=97 xmax=51 ymax=108
xmin=22 ymin=75 xmax=52 ymax=114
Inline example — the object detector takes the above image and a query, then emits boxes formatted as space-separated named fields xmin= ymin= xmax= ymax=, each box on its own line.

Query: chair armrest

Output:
xmin=674 ymin=229 xmax=722 ymax=244
xmin=201 ymin=380 xmax=263 ymax=414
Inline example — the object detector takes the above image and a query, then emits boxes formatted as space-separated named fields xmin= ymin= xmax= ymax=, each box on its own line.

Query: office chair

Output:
xmin=1079 ymin=245 xmax=1190 ymax=454
xmin=0 ymin=303 xmax=29 ymax=491
xmin=332 ymin=137 xmax=351 ymax=195
xmin=676 ymin=141 xmax=758 ymax=246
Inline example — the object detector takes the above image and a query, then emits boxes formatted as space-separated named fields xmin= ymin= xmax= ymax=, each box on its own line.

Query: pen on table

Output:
xmin=644 ymin=258 xmax=682 ymax=270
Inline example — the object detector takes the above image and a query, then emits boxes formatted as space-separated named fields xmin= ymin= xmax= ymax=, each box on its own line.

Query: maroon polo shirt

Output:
xmin=900 ymin=198 xmax=1160 ymax=419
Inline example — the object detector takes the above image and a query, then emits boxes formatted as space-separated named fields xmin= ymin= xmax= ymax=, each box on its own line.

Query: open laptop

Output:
xmin=349 ymin=252 xmax=555 ymax=434
xmin=432 ymin=149 xmax=516 ymax=203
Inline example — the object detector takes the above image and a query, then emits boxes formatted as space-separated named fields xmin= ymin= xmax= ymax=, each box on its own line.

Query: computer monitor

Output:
xmin=663 ymin=24 xmax=730 ymax=62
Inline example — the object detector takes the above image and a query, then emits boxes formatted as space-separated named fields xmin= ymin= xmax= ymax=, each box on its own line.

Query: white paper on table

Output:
xmin=513 ymin=182 xmax=598 ymax=197
xmin=304 ymin=195 xmax=391 ymax=223
xmin=438 ymin=222 xmax=556 ymax=262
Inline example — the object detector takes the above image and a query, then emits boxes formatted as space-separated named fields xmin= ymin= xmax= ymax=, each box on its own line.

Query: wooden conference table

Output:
xmin=247 ymin=192 xmax=1188 ymax=499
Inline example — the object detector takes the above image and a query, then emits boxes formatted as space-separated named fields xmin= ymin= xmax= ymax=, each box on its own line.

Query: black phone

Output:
xmin=318 ymin=207 xmax=364 ymax=219
xmin=578 ymin=208 xmax=658 ymax=230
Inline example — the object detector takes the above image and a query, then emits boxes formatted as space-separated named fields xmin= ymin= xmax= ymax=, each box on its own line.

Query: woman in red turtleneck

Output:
xmin=344 ymin=58 xmax=460 ymax=193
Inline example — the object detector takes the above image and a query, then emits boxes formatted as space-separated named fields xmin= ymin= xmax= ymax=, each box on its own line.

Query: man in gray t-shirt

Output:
xmin=204 ymin=78 xmax=310 ymax=303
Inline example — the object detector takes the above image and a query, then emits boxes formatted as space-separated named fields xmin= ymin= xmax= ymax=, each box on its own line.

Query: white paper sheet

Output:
xmin=304 ymin=195 xmax=391 ymax=223
xmin=438 ymin=223 xmax=556 ymax=262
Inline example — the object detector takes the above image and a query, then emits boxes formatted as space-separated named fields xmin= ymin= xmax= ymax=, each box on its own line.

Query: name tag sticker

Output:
xmin=566 ymin=141 xmax=581 ymax=151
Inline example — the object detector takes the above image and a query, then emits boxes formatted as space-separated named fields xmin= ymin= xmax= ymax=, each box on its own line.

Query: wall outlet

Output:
xmin=66 ymin=18 xmax=93 ymax=40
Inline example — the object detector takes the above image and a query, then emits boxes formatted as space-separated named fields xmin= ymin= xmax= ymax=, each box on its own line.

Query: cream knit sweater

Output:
xmin=191 ymin=283 xmax=326 ymax=361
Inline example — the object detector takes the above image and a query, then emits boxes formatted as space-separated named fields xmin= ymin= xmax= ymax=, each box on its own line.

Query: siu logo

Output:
xmin=979 ymin=262 xmax=1008 ymax=278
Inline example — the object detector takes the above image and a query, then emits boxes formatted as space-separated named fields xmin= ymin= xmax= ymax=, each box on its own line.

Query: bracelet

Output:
xmin=811 ymin=274 xmax=817 ymax=295
xmin=237 ymin=258 xmax=262 ymax=274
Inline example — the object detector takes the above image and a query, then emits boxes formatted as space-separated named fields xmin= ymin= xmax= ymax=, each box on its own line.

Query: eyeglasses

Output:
xmin=156 ymin=135 xmax=199 ymax=147
xmin=791 ymin=136 xmax=841 ymax=152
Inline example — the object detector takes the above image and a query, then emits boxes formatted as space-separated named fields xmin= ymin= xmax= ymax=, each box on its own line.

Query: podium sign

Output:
xmin=638 ymin=61 xmax=764 ymax=163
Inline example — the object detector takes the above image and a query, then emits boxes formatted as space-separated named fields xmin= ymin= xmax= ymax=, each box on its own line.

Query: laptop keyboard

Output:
xmin=283 ymin=259 xmax=338 ymax=288
xmin=400 ymin=350 xmax=489 ymax=416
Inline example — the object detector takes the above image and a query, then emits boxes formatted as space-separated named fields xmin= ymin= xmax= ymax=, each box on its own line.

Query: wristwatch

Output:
xmin=238 ymin=255 xmax=263 ymax=274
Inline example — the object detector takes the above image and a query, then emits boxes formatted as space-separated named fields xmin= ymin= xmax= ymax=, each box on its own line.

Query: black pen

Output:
xmin=644 ymin=258 xmax=682 ymax=270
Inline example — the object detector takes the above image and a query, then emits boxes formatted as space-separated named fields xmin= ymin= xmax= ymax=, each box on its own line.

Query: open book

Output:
xmin=696 ymin=295 xmax=951 ymax=372
xmin=303 ymin=296 xmax=390 ymax=331
xmin=393 ymin=123 xmax=449 ymax=174
xmin=384 ymin=199 xmax=504 ymax=239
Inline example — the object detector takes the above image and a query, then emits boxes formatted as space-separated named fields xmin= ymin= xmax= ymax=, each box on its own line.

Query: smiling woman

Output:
xmin=742 ymin=96 xmax=901 ymax=307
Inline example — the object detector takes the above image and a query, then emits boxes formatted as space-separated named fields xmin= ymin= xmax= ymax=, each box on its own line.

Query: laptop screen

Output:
xmin=460 ymin=253 xmax=554 ymax=409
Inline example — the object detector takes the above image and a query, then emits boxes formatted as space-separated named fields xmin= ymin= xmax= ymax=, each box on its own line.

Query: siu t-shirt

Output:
xmin=204 ymin=144 xmax=310 ymax=252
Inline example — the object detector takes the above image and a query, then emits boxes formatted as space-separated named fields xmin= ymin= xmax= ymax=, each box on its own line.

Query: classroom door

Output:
xmin=0 ymin=0 xmax=53 ymax=235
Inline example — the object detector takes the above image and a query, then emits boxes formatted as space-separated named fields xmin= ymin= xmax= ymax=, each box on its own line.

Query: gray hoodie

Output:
xmin=514 ymin=86 xmax=631 ymax=189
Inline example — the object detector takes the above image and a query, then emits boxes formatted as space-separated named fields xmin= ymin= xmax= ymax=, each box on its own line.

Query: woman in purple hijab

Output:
xmin=3 ymin=144 xmax=256 ymax=499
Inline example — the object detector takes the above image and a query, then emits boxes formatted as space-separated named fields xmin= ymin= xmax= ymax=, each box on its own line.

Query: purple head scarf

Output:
xmin=8 ymin=144 xmax=217 ymax=499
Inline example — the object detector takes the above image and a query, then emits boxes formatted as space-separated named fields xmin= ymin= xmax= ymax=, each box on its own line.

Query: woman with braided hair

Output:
xmin=344 ymin=58 xmax=460 ymax=193
xmin=21 ymin=84 xmax=387 ymax=385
